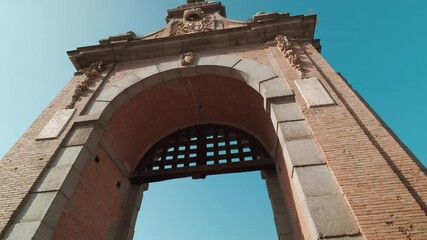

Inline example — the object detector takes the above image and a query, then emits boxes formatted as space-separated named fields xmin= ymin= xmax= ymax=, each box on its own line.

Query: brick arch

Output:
xmin=3 ymin=55 xmax=361 ymax=240
xmin=85 ymin=55 xmax=290 ymax=170
xmin=69 ymin=54 xmax=359 ymax=239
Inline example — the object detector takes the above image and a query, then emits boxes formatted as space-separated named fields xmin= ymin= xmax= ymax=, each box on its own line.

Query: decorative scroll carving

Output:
xmin=275 ymin=35 xmax=307 ymax=78
xmin=169 ymin=8 xmax=215 ymax=36
xmin=66 ymin=61 xmax=104 ymax=109
xmin=181 ymin=52 xmax=196 ymax=66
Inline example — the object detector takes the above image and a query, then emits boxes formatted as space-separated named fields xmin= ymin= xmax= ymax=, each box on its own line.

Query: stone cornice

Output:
xmin=67 ymin=14 xmax=317 ymax=70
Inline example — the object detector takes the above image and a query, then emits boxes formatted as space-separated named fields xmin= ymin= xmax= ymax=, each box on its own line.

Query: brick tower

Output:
xmin=1 ymin=1 xmax=426 ymax=239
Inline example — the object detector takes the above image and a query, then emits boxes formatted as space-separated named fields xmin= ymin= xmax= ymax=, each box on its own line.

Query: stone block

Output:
xmin=163 ymin=40 xmax=182 ymax=55
xmin=33 ymin=165 xmax=80 ymax=199
xmin=213 ymin=55 xmax=242 ymax=68
xmin=232 ymin=58 xmax=262 ymax=79
xmin=260 ymin=77 xmax=291 ymax=94
xmin=270 ymin=100 xmax=304 ymax=130
xmin=234 ymin=59 xmax=278 ymax=89
xmin=295 ymin=77 xmax=335 ymax=107
xmin=157 ymin=56 xmax=179 ymax=74
xmin=212 ymin=34 xmax=230 ymax=49
xmin=284 ymin=139 xmax=326 ymax=167
xmin=133 ymin=65 xmax=160 ymax=80
xmin=197 ymin=55 xmax=219 ymax=66
xmin=50 ymin=146 xmax=91 ymax=173
xmin=64 ymin=125 xmax=95 ymax=147
xmin=264 ymin=89 xmax=294 ymax=100
xmin=114 ymin=73 xmax=141 ymax=90
xmin=321 ymin=236 xmax=364 ymax=240
xmin=74 ymin=114 xmax=102 ymax=124
xmin=96 ymin=85 xmax=125 ymax=102
xmin=293 ymin=165 xmax=341 ymax=198
xmin=247 ymin=27 xmax=266 ymax=44
xmin=306 ymin=195 xmax=360 ymax=238
xmin=85 ymin=100 xmax=109 ymax=115
xmin=229 ymin=30 xmax=248 ymax=46
xmin=36 ymin=109 xmax=76 ymax=140
xmin=3 ymin=221 xmax=53 ymax=240
xmin=15 ymin=191 xmax=68 ymax=228
xmin=278 ymin=121 xmax=312 ymax=141
xmin=113 ymin=73 xmax=144 ymax=99
xmin=64 ymin=125 xmax=99 ymax=155
xmin=231 ymin=69 xmax=249 ymax=82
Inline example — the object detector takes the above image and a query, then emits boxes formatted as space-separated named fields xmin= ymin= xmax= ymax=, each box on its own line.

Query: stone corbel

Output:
xmin=275 ymin=35 xmax=307 ymax=79
xmin=66 ymin=61 xmax=105 ymax=109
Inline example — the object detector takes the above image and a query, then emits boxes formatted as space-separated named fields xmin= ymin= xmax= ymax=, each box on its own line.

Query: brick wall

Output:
xmin=268 ymin=41 xmax=427 ymax=239
xmin=52 ymin=146 xmax=125 ymax=239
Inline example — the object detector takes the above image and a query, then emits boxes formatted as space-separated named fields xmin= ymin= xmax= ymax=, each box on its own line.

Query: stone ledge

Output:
xmin=306 ymin=195 xmax=360 ymax=238
xmin=3 ymin=221 xmax=53 ymax=240
xmin=68 ymin=15 xmax=316 ymax=70
xmin=278 ymin=121 xmax=312 ymax=141
xmin=284 ymin=139 xmax=326 ymax=168
xmin=293 ymin=165 xmax=341 ymax=198
xmin=32 ymin=165 xmax=80 ymax=199
xmin=14 ymin=191 xmax=68 ymax=229
xmin=270 ymin=100 xmax=305 ymax=132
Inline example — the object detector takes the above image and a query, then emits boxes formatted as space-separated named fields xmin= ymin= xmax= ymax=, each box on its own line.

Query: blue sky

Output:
xmin=1 ymin=1 xmax=426 ymax=239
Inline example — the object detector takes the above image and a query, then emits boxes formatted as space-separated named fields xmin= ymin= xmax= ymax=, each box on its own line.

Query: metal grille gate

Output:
xmin=131 ymin=124 xmax=274 ymax=183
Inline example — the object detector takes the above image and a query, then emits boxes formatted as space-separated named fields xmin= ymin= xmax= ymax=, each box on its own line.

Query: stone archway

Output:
xmin=3 ymin=55 xmax=360 ymax=240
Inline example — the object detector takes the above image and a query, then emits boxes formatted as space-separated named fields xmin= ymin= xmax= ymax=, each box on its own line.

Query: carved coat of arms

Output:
xmin=169 ymin=8 xmax=215 ymax=36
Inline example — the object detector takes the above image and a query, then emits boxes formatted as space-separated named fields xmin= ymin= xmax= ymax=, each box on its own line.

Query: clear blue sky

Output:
xmin=1 ymin=1 xmax=426 ymax=239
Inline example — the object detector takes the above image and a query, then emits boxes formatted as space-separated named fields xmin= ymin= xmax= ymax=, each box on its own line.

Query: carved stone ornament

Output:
xmin=66 ymin=61 xmax=104 ymax=109
xmin=181 ymin=52 xmax=197 ymax=66
xmin=169 ymin=8 xmax=215 ymax=36
xmin=275 ymin=35 xmax=307 ymax=78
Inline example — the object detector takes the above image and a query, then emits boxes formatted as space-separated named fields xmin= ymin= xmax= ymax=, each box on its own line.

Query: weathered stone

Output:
xmin=294 ymin=165 xmax=341 ymax=197
xmin=36 ymin=109 xmax=75 ymax=140
xmin=321 ymin=236 xmax=364 ymax=240
xmin=295 ymin=77 xmax=334 ymax=107
xmin=85 ymin=100 xmax=109 ymax=115
xmin=233 ymin=59 xmax=278 ymax=90
xmin=270 ymin=100 xmax=305 ymax=131
xmin=33 ymin=165 xmax=80 ymax=198
xmin=159 ymin=57 xmax=181 ymax=82
xmin=278 ymin=121 xmax=312 ymax=141
xmin=96 ymin=85 xmax=125 ymax=102
xmin=15 ymin=191 xmax=68 ymax=228
xmin=64 ymin=125 xmax=96 ymax=147
xmin=49 ymin=146 xmax=91 ymax=172
xmin=260 ymin=77 xmax=290 ymax=94
xmin=306 ymin=195 xmax=360 ymax=238
xmin=284 ymin=139 xmax=326 ymax=167
xmin=3 ymin=221 xmax=53 ymax=240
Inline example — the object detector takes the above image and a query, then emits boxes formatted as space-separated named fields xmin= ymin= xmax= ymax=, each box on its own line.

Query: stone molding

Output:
xmin=67 ymin=15 xmax=316 ymax=70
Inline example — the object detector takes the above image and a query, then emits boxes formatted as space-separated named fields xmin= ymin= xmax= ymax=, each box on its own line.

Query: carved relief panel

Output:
xmin=169 ymin=8 xmax=215 ymax=36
